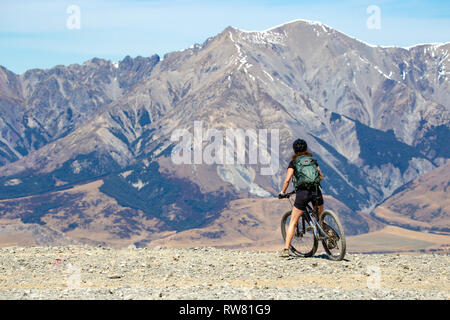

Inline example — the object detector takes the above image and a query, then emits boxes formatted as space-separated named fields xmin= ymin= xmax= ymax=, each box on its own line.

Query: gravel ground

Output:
xmin=0 ymin=245 xmax=448 ymax=300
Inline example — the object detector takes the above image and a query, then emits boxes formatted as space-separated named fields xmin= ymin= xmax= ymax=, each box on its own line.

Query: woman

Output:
xmin=278 ymin=139 xmax=324 ymax=258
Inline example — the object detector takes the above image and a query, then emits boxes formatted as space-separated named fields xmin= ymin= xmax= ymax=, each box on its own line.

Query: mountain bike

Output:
xmin=280 ymin=190 xmax=346 ymax=261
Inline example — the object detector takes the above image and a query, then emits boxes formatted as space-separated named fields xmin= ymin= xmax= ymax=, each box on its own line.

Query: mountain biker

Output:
xmin=278 ymin=139 xmax=324 ymax=257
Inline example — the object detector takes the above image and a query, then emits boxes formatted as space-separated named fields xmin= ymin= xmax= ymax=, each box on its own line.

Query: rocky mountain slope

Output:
xmin=0 ymin=55 xmax=159 ymax=166
xmin=373 ymin=163 xmax=450 ymax=232
xmin=0 ymin=245 xmax=448 ymax=300
xmin=0 ymin=20 xmax=448 ymax=247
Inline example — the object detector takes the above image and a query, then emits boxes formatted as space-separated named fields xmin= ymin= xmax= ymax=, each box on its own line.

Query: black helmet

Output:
xmin=293 ymin=139 xmax=307 ymax=153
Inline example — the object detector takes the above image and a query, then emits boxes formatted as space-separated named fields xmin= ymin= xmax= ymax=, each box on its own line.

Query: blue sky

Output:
xmin=1 ymin=0 xmax=449 ymax=74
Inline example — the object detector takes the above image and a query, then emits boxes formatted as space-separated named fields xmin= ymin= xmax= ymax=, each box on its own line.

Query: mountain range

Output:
xmin=0 ymin=19 xmax=448 ymax=250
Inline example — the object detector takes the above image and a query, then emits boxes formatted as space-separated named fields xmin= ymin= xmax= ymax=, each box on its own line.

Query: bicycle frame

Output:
xmin=282 ymin=190 xmax=346 ymax=260
xmin=286 ymin=191 xmax=329 ymax=240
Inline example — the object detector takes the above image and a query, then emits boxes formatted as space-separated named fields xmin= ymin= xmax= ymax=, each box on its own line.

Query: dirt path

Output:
xmin=0 ymin=245 xmax=448 ymax=299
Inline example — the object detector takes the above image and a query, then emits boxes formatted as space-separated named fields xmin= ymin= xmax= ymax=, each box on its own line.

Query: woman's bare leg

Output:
xmin=316 ymin=205 xmax=324 ymax=219
xmin=284 ymin=207 xmax=304 ymax=249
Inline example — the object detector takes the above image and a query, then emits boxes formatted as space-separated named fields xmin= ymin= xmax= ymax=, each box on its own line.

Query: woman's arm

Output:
xmin=280 ymin=168 xmax=294 ymax=195
xmin=317 ymin=166 xmax=323 ymax=181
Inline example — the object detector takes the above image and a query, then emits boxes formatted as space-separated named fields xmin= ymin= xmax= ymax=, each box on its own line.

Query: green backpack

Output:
xmin=292 ymin=155 xmax=321 ymax=190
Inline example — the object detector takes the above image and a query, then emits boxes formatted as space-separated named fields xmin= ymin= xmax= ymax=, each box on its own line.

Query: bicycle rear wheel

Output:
xmin=319 ymin=210 xmax=346 ymax=261
xmin=281 ymin=211 xmax=318 ymax=257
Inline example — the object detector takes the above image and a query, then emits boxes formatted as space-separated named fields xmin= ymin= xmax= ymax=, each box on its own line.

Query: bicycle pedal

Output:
xmin=306 ymin=226 xmax=313 ymax=231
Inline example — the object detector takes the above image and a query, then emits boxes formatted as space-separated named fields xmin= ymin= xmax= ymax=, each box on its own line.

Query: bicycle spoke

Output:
xmin=320 ymin=210 xmax=346 ymax=261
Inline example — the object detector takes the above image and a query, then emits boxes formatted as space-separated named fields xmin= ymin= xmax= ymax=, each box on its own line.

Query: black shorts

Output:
xmin=294 ymin=187 xmax=324 ymax=210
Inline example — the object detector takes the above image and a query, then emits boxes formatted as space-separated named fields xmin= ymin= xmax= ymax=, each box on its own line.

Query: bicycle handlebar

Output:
xmin=278 ymin=190 xmax=296 ymax=199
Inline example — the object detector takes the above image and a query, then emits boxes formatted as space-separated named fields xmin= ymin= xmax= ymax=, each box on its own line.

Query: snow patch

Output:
xmin=120 ymin=170 xmax=133 ymax=179
xmin=230 ymin=34 xmax=254 ymax=80
xmin=26 ymin=117 xmax=39 ymax=128
xmin=358 ymin=55 xmax=392 ymax=79
xmin=132 ymin=179 xmax=147 ymax=191
xmin=373 ymin=65 xmax=391 ymax=79
xmin=263 ymin=70 xmax=274 ymax=81
xmin=4 ymin=179 xmax=21 ymax=186
xmin=229 ymin=32 xmax=234 ymax=43
xmin=71 ymin=160 xmax=82 ymax=174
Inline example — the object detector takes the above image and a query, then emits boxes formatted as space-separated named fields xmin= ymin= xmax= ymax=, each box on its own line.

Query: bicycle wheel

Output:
xmin=281 ymin=211 xmax=318 ymax=257
xmin=319 ymin=210 xmax=346 ymax=261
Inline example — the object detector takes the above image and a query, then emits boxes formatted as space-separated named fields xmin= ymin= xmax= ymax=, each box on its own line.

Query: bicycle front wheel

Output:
xmin=281 ymin=211 xmax=318 ymax=257
xmin=320 ymin=210 xmax=346 ymax=261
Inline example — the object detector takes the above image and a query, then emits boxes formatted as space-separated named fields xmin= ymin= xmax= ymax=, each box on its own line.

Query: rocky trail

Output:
xmin=0 ymin=245 xmax=448 ymax=300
